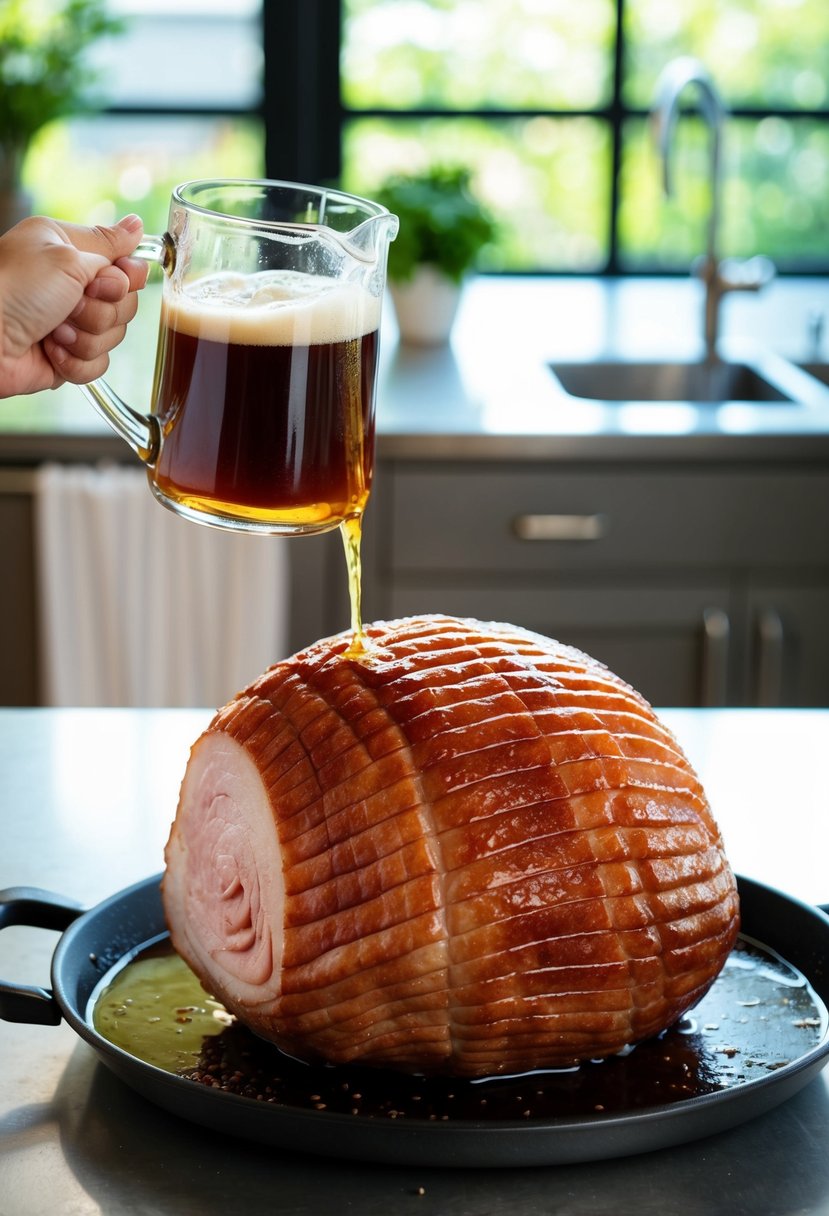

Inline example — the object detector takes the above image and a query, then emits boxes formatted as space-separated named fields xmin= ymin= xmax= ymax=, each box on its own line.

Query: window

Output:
xmin=269 ymin=0 xmax=829 ymax=274
xmin=22 ymin=0 xmax=829 ymax=273
xmin=22 ymin=0 xmax=264 ymax=233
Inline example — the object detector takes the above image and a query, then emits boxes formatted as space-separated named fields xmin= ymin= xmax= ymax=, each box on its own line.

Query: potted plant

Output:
xmin=0 ymin=0 xmax=123 ymax=231
xmin=375 ymin=166 xmax=497 ymax=345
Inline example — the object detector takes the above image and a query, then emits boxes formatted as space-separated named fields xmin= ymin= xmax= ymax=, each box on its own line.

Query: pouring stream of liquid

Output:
xmin=340 ymin=513 xmax=368 ymax=659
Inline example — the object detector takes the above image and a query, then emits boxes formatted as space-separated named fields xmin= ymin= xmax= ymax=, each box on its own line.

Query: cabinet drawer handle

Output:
xmin=755 ymin=607 xmax=784 ymax=707
xmin=701 ymin=607 xmax=730 ymax=707
xmin=512 ymin=513 xmax=606 ymax=542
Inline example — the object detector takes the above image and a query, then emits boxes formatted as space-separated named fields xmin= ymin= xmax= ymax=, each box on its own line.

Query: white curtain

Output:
xmin=34 ymin=462 xmax=290 ymax=707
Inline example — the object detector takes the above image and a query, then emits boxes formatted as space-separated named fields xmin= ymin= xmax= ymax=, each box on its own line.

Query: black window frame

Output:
xmin=111 ymin=0 xmax=828 ymax=277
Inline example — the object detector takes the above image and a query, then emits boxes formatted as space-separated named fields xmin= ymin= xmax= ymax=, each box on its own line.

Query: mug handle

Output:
xmin=76 ymin=232 xmax=176 ymax=464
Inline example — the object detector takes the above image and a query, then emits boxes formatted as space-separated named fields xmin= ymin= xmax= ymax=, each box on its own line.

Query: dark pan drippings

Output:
xmin=92 ymin=936 xmax=826 ymax=1122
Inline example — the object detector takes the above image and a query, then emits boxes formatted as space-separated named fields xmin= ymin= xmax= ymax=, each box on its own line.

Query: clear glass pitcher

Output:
xmin=80 ymin=178 xmax=398 ymax=534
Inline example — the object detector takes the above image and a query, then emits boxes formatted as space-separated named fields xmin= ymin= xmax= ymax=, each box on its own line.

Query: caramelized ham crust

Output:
xmin=163 ymin=615 xmax=739 ymax=1077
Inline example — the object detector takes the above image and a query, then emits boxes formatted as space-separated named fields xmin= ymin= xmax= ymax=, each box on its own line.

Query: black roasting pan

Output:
xmin=1 ymin=873 xmax=828 ymax=1168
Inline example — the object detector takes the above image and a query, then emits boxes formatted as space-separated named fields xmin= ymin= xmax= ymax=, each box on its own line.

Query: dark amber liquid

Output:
xmin=92 ymin=935 xmax=827 ymax=1122
xmin=150 ymin=327 xmax=380 ymax=531
xmin=341 ymin=513 xmax=367 ymax=657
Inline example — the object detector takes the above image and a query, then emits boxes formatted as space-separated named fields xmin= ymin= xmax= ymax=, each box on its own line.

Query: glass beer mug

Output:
xmin=80 ymin=179 xmax=398 ymax=535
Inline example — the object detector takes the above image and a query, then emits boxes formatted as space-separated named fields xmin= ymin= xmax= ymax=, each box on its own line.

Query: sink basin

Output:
xmin=799 ymin=362 xmax=829 ymax=388
xmin=549 ymin=360 xmax=792 ymax=404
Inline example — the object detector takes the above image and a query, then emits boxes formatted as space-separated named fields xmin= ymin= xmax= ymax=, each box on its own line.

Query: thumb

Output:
xmin=57 ymin=214 xmax=145 ymax=263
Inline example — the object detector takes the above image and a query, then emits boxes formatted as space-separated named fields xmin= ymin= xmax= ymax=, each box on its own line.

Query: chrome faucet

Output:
xmin=651 ymin=56 xmax=775 ymax=361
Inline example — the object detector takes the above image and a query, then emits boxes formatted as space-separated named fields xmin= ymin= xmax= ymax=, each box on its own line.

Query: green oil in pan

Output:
xmin=89 ymin=932 xmax=828 ymax=1123
xmin=91 ymin=938 xmax=234 ymax=1073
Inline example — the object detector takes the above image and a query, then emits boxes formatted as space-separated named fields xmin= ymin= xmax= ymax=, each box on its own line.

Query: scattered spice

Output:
xmin=95 ymin=935 xmax=826 ymax=1125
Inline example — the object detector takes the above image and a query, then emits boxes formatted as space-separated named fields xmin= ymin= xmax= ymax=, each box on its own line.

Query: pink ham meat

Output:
xmin=163 ymin=615 xmax=739 ymax=1078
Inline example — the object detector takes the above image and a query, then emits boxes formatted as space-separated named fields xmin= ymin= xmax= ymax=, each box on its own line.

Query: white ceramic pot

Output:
xmin=390 ymin=265 xmax=463 ymax=346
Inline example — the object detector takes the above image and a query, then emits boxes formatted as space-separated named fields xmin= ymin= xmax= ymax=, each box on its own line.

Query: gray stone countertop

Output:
xmin=1 ymin=707 xmax=829 ymax=1213
xmin=1 ymin=275 xmax=828 ymax=465
xmin=376 ymin=275 xmax=829 ymax=461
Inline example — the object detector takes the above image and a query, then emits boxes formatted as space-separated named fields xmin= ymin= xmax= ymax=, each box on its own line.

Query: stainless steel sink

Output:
xmin=800 ymin=362 xmax=829 ymax=388
xmin=549 ymin=359 xmax=792 ymax=404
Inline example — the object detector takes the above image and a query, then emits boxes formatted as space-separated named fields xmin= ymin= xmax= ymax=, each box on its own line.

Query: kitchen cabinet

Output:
xmin=743 ymin=584 xmax=829 ymax=706
xmin=2 ymin=455 xmax=827 ymax=708
xmin=348 ymin=458 xmax=829 ymax=708
xmin=2 ymin=274 xmax=828 ymax=707
xmin=0 ymin=484 xmax=39 ymax=704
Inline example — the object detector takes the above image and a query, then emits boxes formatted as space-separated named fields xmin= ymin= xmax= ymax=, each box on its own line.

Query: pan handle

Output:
xmin=0 ymin=887 xmax=84 ymax=1025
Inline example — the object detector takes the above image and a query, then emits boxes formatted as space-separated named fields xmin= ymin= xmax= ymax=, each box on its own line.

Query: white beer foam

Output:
xmin=163 ymin=270 xmax=382 ymax=346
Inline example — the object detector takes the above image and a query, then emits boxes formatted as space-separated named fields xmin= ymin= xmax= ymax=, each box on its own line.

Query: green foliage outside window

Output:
xmin=624 ymin=0 xmax=829 ymax=109
xmin=11 ymin=0 xmax=829 ymax=273
xmin=619 ymin=117 xmax=829 ymax=270
xmin=344 ymin=116 xmax=611 ymax=272
xmin=342 ymin=0 xmax=616 ymax=110
xmin=0 ymin=0 xmax=123 ymax=151
xmin=22 ymin=117 xmax=263 ymax=233
xmin=341 ymin=0 xmax=829 ymax=273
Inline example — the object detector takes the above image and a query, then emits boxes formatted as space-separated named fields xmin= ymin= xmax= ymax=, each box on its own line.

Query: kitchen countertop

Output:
xmin=1 ymin=276 xmax=828 ymax=465
xmin=377 ymin=275 xmax=829 ymax=460
xmin=1 ymin=706 xmax=828 ymax=1216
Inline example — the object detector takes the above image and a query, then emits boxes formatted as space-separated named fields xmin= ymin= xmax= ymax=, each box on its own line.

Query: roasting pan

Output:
xmin=1 ymin=873 xmax=828 ymax=1169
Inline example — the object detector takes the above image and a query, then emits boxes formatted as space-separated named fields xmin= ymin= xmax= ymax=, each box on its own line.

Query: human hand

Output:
xmin=0 ymin=214 xmax=150 ymax=398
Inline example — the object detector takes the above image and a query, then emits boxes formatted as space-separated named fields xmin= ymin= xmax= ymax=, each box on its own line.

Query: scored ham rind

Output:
xmin=162 ymin=614 xmax=740 ymax=1078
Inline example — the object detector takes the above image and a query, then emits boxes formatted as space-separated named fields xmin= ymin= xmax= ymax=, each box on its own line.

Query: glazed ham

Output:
xmin=163 ymin=615 xmax=739 ymax=1078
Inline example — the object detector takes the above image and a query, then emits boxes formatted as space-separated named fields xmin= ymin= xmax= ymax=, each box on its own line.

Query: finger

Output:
xmin=84 ymin=256 xmax=149 ymax=302
xmin=44 ymin=334 xmax=118 ymax=384
xmin=81 ymin=263 xmax=131 ymax=305
xmin=56 ymin=213 xmax=144 ymax=264
xmin=50 ymin=317 xmax=130 ymax=363
xmin=114 ymin=255 xmax=150 ymax=293
xmin=67 ymin=289 xmax=140 ymax=338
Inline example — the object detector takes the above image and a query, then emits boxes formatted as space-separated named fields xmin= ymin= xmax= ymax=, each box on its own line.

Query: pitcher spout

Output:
xmin=336 ymin=209 xmax=400 ymax=263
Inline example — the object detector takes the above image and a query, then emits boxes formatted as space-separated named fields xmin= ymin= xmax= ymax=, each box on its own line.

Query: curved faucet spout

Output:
xmin=652 ymin=57 xmax=773 ymax=361
xmin=652 ymin=56 xmax=726 ymax=201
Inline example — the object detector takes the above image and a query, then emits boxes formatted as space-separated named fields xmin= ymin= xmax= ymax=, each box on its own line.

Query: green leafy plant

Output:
xmin=0 ymin=0 xmax=123 ymax=161
xmin=375 ymin=166 xmax=497 ymax=284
